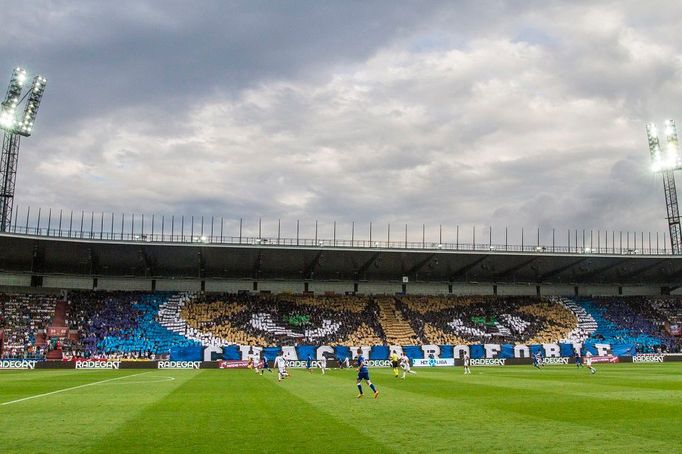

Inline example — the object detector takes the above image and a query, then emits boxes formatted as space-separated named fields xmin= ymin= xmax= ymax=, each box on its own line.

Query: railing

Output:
xmin=1 ymin=224 xmax=673 ymax=256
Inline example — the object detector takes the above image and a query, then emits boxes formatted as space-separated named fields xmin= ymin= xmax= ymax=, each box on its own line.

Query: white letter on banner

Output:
xmin=389 ymin=345 xmax=404 ymax=356
xmin=514 ymin=344 xmax=530 ymax=358
xmin=203 ymin=345 xmax=223 ymax=361
xmin=421 ymin=345 xmax=440 ymax=359
xmin=316 ymin=346 xmax=334 ymax=360
xmin=484 ymin=344 xmax=501 ymax=359
xmin=453 ymin=345 xmax=470 ymax=359
xmin=542 ymin=344 xmax=561 ymax=358
xmin=281 ymin=346 xmax=298 ymax=360
xmin=595 ymin=343 xmax=611 ymax=356
xmin=239 ymin=346 xmax=262 ymax=360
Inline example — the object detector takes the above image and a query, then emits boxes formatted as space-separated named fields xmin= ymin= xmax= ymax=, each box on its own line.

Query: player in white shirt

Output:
xmin=400 ymin=354 xmax=416 ymax=379
xmin=252 ymin=355 xmax=261 ymax=374
xmin=319 ymin=355 xmax=327 ymax=374
xmin=463 ymin=353 xmax=471 ymax=375
xmin=584 ymin=351 xmax=596 ymax=374
xmin=274 ymin=354 xmax=288 ymax=381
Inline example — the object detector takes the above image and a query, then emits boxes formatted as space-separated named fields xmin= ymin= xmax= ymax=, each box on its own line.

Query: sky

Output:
xmin=1 ymin=0 xmax=682 ymax=246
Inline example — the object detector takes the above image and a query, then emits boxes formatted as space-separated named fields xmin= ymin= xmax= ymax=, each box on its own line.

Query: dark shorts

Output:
xmin=357 ymin=370 xmax=370 ymax=381
xmin=391 ymin=361 xmax=399 ymax=368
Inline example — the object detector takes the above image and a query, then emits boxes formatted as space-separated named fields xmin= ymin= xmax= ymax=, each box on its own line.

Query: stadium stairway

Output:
xmin=53 ymin=300 xmax=67 ymax=326
xmin=376 ymin=297 xmax=419 ymax=345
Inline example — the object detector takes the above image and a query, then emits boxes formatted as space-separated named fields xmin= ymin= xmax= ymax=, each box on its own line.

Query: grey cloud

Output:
xmin=3 ymin=1 xmax=682 ymax=247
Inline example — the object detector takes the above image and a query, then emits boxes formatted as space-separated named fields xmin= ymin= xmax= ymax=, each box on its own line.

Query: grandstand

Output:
xmin=2 ymin=290 xmax=682 ymax=360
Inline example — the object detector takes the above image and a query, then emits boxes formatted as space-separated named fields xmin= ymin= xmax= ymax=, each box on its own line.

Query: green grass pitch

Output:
xmin=1 ymin=364 xmax=681 ymax=453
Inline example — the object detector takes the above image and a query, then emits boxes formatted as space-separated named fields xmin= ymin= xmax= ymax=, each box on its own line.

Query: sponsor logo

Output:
xmin=0 ymin=360 xmax=37 ymax=370
xmin=158 ymin=361 xmax=201 ymax=369
xmin=589 ymin=356 xmax=619 ymax=364
xmin=470 ymin=358 xmax=506 ymax=367
xmin=541 ymin=357 xmax=569 ymax=365
xmin=75 ymin=360 xmax=121 ymax=369
xmin=284 ymin=360 xmax=324 ymax=368
xmin=633 ymin=354 xmax=664 ymax=363
xmin=413 ymin=358 xmax=455 ymax=367
xmin=218 ymin=360 xmax=250 ymax=369
xmin=366 ymin=360 xmax=391 ymax=368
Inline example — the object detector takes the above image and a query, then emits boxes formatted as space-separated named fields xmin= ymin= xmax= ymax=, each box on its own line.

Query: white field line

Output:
xmin=0 ymin=372 xmax=151 ymax=406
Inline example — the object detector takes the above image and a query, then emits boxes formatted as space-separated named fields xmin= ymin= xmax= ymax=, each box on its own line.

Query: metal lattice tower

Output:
xmin=0 ymin=67 xmax=47 ymax=232
xmin=661 ymin=169 xmax=682 ymax=254
xmin=0 ymin=132 xmax=20 ymax=231
xmin=646 ymin=120 xmax=682 ymax=254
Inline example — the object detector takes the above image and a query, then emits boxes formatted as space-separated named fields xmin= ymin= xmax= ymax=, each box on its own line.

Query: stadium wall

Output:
xmin=450 ymin=283 xmax=495 ymax=295
xmin=307 ymin=281 xmax=356 ymax=294
xmin=0 ymin=272 xmax=670 ymax=296
xmin=43 ymin=276 xmax=92 ymax=290
xmin=0 ymin=273 xmax=30 ymax=287
xmin=96 ymin=278 xmax=151 ymax=291
xmin=405 ymin=282 xmax=449 ymax=295
xmin=578 ymin=285 xmax=620 ymax=296
xmin=156 ymin=279 xmax=201 ymax=292
xmin=496 ymin=284 xmax=537 ymax=296
xmin=204 ymin=280 xmax=253 ymax=293
xmin=539 ymin=285 xmax=575 ymax=296
xmin=621 ymin=286 xmax=661 ymax=296
xmin=357 ymin=282 xmax=402 ymax=294
xmin=258 ymin=280 xmax=304 ymax=294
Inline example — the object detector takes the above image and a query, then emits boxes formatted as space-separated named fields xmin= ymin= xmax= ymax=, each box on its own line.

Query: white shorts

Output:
xmin=401 ymin=364 xmax=410 ymax=371
xmin=278 ymin=367 xmax=287 ymax=374
xmin=585 ymin=359 xmax=592 ymax=366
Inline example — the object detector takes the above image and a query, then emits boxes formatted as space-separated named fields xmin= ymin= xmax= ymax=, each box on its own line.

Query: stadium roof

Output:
xmin=1 ymin=232 xmax=681 ymax=285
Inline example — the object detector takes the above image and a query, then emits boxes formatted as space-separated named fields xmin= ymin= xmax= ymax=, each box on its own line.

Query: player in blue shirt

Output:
xmin=355 ymin=348 xmax=379 ymax=398
xmin=260 ymin=354 xmax=272 ymax=375
xmin=306 ymin=355 xmax=313 ymax=373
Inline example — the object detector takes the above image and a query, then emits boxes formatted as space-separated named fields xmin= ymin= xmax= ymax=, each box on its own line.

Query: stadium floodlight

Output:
xmin=18 ymin=76 xmax=47 ymax=136
xmin=0 ymin=68 xmax=27 ymax=130
xmin=0 ymin=66 xmax=48 ymax=232
xmin=646 ymin=120 xmax=682 ymax=254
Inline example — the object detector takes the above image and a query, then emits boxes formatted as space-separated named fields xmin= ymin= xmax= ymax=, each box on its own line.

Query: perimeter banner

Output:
xmin=632 ymin=354 xmax=664 ymax=363
xmin=75 ymin=360 xmax=121 ymax=369
xmin=413 ymin=358 xmax=455 ymax=367
xmin=0 ymin=360 xmax=39 ymax=369
xmin=170 ymin=342 xmax=630 ymax=362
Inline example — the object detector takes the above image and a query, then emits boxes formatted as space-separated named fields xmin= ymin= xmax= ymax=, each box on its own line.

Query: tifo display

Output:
xmin=1 ymin=292 xmax=681 ymax=362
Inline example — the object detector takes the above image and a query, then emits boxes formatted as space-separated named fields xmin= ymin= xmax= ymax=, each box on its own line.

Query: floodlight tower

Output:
xmin=0 ymin=67 xmax=47 ymax=232
xmin=646 ymin=120 xmax=682 ymax=254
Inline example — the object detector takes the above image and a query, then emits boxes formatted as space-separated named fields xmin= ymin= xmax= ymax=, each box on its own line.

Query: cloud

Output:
xmin=5 ymin=1 xmax=682 ymax=245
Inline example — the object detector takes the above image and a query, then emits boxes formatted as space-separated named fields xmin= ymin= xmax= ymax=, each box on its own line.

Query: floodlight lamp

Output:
xmin=0 ymin=113 xmax=13 ymax=129
xmin=646 ymin=120 xmax=682 ymax=172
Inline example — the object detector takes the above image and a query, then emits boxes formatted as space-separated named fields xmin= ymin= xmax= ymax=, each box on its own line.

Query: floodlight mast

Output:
xmin=646 ymin=120 xmax=682 ymax=254
xmin=0 ymin=67 xmax=47 ymax=232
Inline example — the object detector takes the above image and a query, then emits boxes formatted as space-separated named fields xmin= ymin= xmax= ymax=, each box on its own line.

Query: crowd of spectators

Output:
xmin=4 ymin=291 xmax=682 ymax=357
xmin=65 ymin=292 xmax=194 ymax=358
xmin=582 ymin=297 xmax=682 ymax=353
xmin=0 ymin=294 xmax=56 ymax=358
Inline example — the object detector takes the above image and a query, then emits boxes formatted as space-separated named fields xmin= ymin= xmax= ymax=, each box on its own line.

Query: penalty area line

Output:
xmin=0 ymin=372 xmax=151 ymax=406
